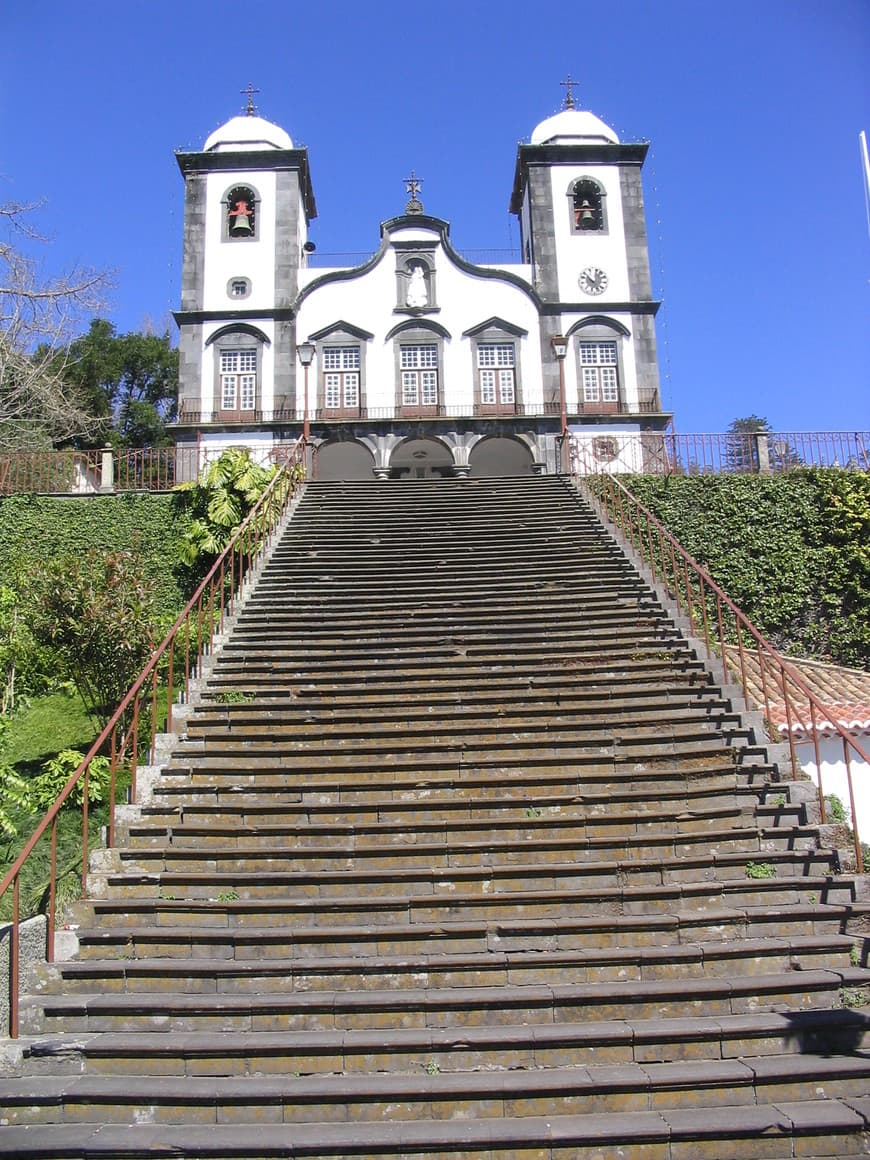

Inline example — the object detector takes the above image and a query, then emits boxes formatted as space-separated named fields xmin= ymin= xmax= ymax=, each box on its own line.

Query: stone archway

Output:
xmin=313 ymin=440 xmax=375 ymax=481
xmin=389 ymin=437 xmax=455 ymax=480
xmin=469 ymin=436 xmax=535 ymax=477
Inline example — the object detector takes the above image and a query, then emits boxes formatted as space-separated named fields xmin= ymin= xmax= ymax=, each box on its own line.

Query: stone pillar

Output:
xmin=755 ymin=433 xmax=771 ymax=474
xmin=99 ymin=447 xmax=115 ymax=492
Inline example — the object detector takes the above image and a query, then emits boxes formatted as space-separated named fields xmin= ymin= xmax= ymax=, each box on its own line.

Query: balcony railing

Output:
xmin=175 ymin=391 xmax=664 ymax=426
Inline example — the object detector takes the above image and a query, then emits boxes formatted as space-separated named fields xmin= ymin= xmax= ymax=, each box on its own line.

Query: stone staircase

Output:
xmin=3 ymin=474 xmax=870 ymax=1158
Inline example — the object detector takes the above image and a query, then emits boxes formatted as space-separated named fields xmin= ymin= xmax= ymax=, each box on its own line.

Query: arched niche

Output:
xmin=469 ymin=436 xmax=534 ymax=478
xmin=314 ymin=440 xmax=375 ymax=481
xmin=389 ymin=436 xmax=454 ymax=480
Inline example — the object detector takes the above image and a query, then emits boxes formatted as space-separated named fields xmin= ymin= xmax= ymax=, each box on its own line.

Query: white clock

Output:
xmin=579 ymin=267 xmax=608 ymax=295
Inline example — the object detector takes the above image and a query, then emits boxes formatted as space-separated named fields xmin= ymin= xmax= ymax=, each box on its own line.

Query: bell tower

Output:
xmin=174 ymin=91 xmax=316 ymax=435
xmin=509 ymin=85 xmax=661 ymax=413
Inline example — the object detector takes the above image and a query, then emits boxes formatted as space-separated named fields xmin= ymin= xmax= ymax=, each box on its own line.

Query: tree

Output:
xmin=725 ymin=415 xmax=803 ymax=474
xmin=0 ymin=201 xmax=112 ymax=452
xmin=724 ymin=415 xmax=771 ymax=473
xmin=29 ymin=549 xmax=161 ymax=728
xmin=62 ymin=319 xmax=179 ymax=447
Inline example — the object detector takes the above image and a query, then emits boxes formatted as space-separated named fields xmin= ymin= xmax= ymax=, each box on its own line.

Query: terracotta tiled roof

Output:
xmin=722 ymin=648 xmax=870 ymax=739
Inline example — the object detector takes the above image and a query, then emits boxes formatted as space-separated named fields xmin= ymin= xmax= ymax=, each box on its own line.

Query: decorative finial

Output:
xmin=560 ymin=74 xmax=578 ymax=110
xmin=241 ymin=83 xmax=260 ymax=116
xmin=404 ymin=170 xmax=424 ymax=215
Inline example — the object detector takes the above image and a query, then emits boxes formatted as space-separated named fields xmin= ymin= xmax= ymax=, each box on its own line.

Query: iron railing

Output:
xmin=0 ymin=430 xmax=867 ymax=497
xmin=0 ymin=440 xmax=305 ymax=1038
xmin=583 ymin=469 xmax=870 ymax=872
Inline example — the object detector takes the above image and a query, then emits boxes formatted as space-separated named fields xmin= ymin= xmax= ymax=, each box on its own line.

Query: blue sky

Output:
xmin=2 ymin=0 xmax=867 ymax=433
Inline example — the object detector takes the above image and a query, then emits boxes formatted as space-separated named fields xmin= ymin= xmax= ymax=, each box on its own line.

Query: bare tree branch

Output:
xmin=0 ymin=201 xmax=115 ymax=450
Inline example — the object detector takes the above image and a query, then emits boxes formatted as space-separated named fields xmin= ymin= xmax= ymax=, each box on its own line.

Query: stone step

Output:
xmin=147 ymin=785 xmax=769 ymax=832
xmin=77 ymin=876 xmax=853 ymax=929
xmin=132 ymin=800 xmax=798 ymax=847
xmin=166 ymin=725 xmax=743 ymax=766
xmin=5 ymin=1054 xmax=870 ymax=1129
xmin=203 ymin=665 xmax=712 ymax=701
xmin=104 ymin=848 xmax=836 ymax=888
xmin=73 ymin=903 xmax=856 ymax=962
xmin=53 ymin=935 xmax=855 ymax=996
xmin=23 ymin=968 xmax=863 ymax=1036
xmin=205 ymin=659 xmax=711 ymax=691
xmin=0 ymin=1102 xmax=868 ymax=1159
xmin=124 ymin=816 xmax=817 ymax=860
xmin=185 ymin=693 xmax=734 ymax=734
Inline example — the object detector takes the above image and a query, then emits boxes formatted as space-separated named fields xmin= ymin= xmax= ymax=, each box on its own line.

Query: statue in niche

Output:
xmin=406 ymin=264 xmax=428 ymax=308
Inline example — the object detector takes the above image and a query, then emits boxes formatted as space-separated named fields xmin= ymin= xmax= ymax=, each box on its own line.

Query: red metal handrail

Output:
xmin=583 ymin=471 xmax=870 ymax=870
xmin=0 ymin=440 xmax=306 ymax=1037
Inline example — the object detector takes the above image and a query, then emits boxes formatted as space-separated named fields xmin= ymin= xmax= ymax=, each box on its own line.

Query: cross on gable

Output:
xmin=241 ymin=83 xmax=260 ymax=116
xmin=404 ymin=171 xmax=423 ymax=200
xmin=560 ymin=74 xmax=578 ymax=110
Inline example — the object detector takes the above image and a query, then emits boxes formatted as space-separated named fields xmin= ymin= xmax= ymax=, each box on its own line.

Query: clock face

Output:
xmin=579 ymin=267 xmax=608 ymax=296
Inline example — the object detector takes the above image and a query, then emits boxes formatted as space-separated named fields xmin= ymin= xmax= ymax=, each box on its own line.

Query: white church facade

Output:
xmin=173 ymin=94 xmax=670 ymax=478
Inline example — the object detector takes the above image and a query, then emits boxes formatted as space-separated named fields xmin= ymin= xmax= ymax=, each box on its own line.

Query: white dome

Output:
xmin=204 ymin=114 xmax=293 ymax=152
xmin=530 ymin=108 xmax=619 ymax=146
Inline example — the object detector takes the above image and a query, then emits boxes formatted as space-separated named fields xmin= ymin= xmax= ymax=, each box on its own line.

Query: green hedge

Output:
xmin=0 ymin=494 xmax=189 ymax=620
xmin=626 ymin=470 xmax=870 ymax=669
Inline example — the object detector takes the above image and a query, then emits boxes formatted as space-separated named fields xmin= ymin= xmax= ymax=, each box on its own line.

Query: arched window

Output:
xmin=388 ymin=320 xmax=450 ymax=416
xmin=224 ymin=185 xmax=258 ymax=240
xmin=463 ymin=318 xmax=528 ymax=416
xmin=206 ymin=325 xmax=269 ymax=420
xmin=568 ymin=318 xmax=628 ymax=415
xmin=570 ymin=178 xmax=607 ymax=233
xmin=308 ymin=321 xmax=373 ymax=419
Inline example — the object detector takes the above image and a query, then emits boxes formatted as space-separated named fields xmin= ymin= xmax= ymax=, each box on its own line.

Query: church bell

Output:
xmin=578 ymin=200 xmax=595 ymax=226
xmin=229 ymin=201 xmax=253 ymax=236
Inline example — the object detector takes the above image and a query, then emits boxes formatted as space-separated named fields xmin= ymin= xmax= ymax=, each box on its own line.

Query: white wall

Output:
xmin=797 ymin=733 xmax=870 ymax=841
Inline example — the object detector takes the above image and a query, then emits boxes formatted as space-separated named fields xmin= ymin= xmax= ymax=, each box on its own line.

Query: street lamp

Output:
xmin=551 ymin=334 xmax=569 ymax=473
xmin=296 ymin=341 xmax=316 ymax=445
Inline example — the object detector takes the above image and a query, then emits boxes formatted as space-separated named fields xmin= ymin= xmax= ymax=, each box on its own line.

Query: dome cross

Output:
xmin=560 ymin=74 xmax=578 ymax=110
xmin=241 ymin=83 xmax=260 ymax=116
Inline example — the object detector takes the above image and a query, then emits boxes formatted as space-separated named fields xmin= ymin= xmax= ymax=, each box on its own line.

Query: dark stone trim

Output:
xmin=537 ymin=300 xmax=661 ymax=316
xmin=175 ymin=148 xmax=317 ymax=221
xmin=510 ymin=142 xmax=649 ymax=214
xmin=294 ymin=240 xmax=390 ymax=308
xmin=205 ymin=323 xmax=271 ymax=347
xmin=180 ymin=172 xmax=206 ymax=313
xmin=391 ymin=239 xmax=439 ymax=252
xmin=525 ymin=167 xmax=558 ymax=300
xmin=173 ymin=308 xmax=295 ymax=324
xmin=566 ymin=315 xmax=631 ymax=337
xmin=381 ymin=214 xmax=452 ymax=237
xmin=393 ymin=306 xmax=442 ymax=317
xmin=297 ymin=217 xmax=542 ymax=311
xmin=463 ymin=317 xmax=529 ymax=338
xmin=385 ymin=318 xmax=451 ymax=341
xmin=274 ymin=169 xmax=299 ymax=307
xmin=619 ymin=166 xmax=654 ymax=301
xmin=308 ymin=320 xmax=375 ymax=342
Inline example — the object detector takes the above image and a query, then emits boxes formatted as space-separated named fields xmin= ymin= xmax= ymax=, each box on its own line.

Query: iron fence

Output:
xmin=0 ymin=430 xmax=867 ymax=496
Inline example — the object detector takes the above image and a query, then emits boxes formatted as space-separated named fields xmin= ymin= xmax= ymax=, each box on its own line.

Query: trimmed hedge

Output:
xmin=626 ymin=469 xmax=870 ymax=669
xmin=0 ymin=494 xmax=189 ymax=620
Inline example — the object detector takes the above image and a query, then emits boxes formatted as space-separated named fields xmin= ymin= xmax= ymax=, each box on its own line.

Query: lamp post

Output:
xmin=551 ymin=334 xmax=569 ymax=474
xmin=296 ymin=341 xmax=315 ymax=447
